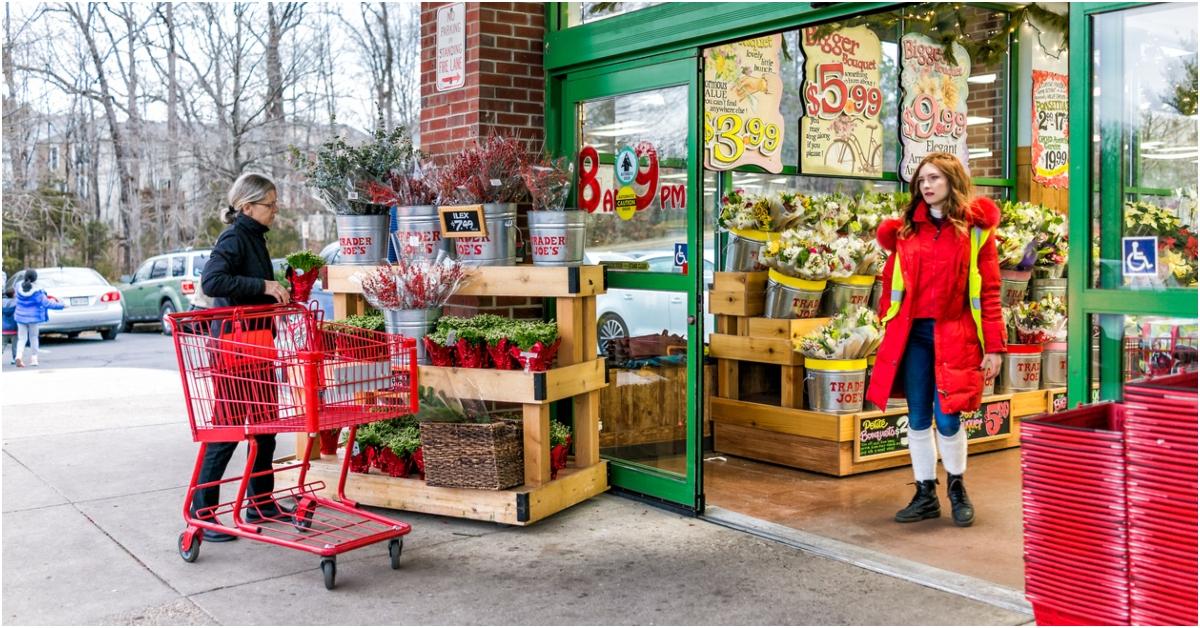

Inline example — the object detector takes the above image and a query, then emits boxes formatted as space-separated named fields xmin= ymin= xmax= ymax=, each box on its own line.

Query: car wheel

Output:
xmin=122 ymin=316 xmax=136 ymax=333
xmin=101 ymin=326 xmax=119 ymax=341
xmin=597 ymin=313 xmax=629 ymax=355
xmin=160 ymin=301 xmax=177 ymax=336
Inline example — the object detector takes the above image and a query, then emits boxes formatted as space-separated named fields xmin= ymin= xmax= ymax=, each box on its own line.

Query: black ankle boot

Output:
xmin=946 ymin=473 xmax=975 ymax=527
xmin=895 ymin=479 xmax=940 ymax=522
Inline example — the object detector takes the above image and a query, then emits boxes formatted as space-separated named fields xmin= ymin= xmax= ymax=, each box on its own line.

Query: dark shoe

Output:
xmin=895 ymin=479 xmax=941 ymax=522
xmin=947 ymin=473 xmax=975 ymax=527
xmin=201 ymin=529 xmax=238 ymax=542
xmin=245 ymin=500 xmax=294 ymax=523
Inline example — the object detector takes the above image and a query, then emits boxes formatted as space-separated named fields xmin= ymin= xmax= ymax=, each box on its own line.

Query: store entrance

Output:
xmin=558 ymin=54 xmax=706 ymax=511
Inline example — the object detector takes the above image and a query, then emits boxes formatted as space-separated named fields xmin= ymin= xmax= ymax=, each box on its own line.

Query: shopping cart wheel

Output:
xmin=320 ymin=557 xmax=337 ymax=590
xmin=293 ymin=498 xmax=315 ymax=532
xmin=388 ymin=538 xmax=403 ymax=570
xmin=178 ymin=531 xmax=200 ymax=563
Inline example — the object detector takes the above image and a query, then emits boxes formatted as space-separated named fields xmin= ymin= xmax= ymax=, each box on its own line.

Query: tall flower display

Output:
xmin=761 ymin=228 xmax=835 ymax=281
xmin=794 ymin=306 xmax=883 ymax=359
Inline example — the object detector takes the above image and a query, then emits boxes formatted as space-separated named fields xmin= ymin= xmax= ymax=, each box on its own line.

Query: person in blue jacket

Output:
xmin=3 ymin=287 xmax=17 ymax=365
xmin=13 ymin=269 xmax=64 ymax=368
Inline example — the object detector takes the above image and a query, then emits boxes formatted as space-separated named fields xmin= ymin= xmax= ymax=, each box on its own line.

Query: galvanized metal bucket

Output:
xmin=999 ymin=344 xmax=1042 ymax=392
xmin=1042 ymin=341 xmax=1067 ymax=386
xmin=870 ymin=275 xmax=884 ymax=312
xmin=763 ymin=270 xmax=826 ymax=319
xmin=452 ymin=202 xmax=517 ymax=266
xmin=822 ymin=275 xmax=875 ymax=316
xmin=391 ymin=205 xmax=454 ymax=262
xmin=335 ymin=214 xmax=391 ymax=265
xmin=384 ymin=307 xmax=442 ymax=365
xmin=805 ymin=357 xmax=868 ymax=413
xmin=1030 ymin=278 xmax=1067 ymax=302
xmin=723 ymin=229 xmax=771 ymax=272
xmin=1033 ymin=264 xmax=1065 ymax=279
xmin=999 ymin=269 xmax=1032 ymax=306
xmin=528 ymin=210 xmax=586 ymax=266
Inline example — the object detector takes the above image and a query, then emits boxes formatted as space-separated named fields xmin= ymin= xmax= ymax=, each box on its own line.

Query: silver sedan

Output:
xmin=8 ymin=267 xmax=125 ymax=340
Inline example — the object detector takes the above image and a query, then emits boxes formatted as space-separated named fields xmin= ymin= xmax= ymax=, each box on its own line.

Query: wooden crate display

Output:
xmin=277 ymin=265 xmax=610 ymax=526
xmin=709 ymin=308 xmax=831 ymax=409
xmin=598 ymin=364 xmax=713 ymax=449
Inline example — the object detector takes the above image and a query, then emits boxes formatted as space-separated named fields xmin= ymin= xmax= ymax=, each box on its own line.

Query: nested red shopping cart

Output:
xmin=168 ymin=302 xmax=418 ymax=589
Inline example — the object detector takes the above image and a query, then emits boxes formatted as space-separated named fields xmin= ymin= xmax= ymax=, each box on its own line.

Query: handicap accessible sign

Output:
xmin=1122 ymin=236 xmax=1158 ymax=278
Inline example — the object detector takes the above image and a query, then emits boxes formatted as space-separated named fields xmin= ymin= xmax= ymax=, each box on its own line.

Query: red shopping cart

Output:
xmin=168 ymin=303 xmax=418 ymax=589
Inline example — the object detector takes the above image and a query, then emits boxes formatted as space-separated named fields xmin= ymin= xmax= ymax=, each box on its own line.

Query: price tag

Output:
xmin=438 ymin=204 xmax=488 ymax=238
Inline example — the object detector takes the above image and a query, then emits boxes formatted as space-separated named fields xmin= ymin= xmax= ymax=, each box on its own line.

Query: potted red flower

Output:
xmin=550 ymin=419 xmax=572 ymax=480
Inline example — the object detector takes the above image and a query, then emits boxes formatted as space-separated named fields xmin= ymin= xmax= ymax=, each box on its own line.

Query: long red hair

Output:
xmin=899 ymin=152 xmax=974 ymax=239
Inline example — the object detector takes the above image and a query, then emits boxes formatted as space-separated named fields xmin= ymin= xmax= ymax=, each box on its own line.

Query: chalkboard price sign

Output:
xmin=438 ymin=205 xmax=488 ymax=238
xmin=854 ymin=398 xmax=1014 ymax=462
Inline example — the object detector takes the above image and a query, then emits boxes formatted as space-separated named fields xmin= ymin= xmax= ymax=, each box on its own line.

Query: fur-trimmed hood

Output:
xmin=877 ymin=196 xmax=1001 ymax=252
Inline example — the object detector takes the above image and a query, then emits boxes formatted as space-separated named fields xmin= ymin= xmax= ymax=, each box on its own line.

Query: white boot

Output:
xmin=936 ymin=428 xmax=968 ymax=476
xmin=29 ymin=355 xmax=38 ymax=367
xmin=908 ymin=427 xmax=938 ymax=481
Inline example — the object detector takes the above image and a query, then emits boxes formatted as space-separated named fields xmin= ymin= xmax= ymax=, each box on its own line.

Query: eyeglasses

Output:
xmin=250 ymin=201 xmax=278 ymax=211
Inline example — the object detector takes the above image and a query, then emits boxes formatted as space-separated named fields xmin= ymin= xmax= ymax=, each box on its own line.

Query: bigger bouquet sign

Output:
xmin=898 ymin=34 xmax=971 ymax=182
xmin=799 ymin=25 xmax=885 ymax=178
xmin=1032 ymin=70 xmax=1069 ymax=188
xmin=703 ymin=34 xmax=785 ymax=173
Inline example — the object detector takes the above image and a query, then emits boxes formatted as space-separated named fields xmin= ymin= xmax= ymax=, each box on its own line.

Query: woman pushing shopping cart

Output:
xmin=170 ymin=302 xmax=418 ymax=589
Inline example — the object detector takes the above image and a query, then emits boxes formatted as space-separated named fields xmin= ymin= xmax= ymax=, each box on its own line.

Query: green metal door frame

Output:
xmin=1066 ymin=2 xmax=1199 ymax=406
xmin=557 ymin=55 xmax=706 ymax=511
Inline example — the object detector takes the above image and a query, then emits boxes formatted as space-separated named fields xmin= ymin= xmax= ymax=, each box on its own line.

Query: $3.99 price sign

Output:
xmin=704 ymin=112 xmax=781 ymax=166
xmin=803 ymin=62 xmax=883 ymax=119
xmin=902 ymin=93 xmax=966 ymax=141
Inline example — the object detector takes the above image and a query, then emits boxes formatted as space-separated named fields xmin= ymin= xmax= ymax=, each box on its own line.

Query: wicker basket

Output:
xmin=419 ymin=420 xmax=524 ymax=490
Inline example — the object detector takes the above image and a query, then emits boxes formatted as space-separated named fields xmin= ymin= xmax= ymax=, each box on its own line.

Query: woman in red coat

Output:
xmin=866 ymin=152 xmax=1006 ymax=528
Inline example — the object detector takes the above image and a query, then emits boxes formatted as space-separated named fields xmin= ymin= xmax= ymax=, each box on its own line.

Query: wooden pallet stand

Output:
xmin=277 ymin=264 xmax=610 ymax=526
xmin=706 ymin=272 xmax=1058 ymax=476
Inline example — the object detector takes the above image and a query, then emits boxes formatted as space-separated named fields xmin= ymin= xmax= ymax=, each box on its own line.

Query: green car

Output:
xmin=118 ymin=249 xmax=211 ymax=335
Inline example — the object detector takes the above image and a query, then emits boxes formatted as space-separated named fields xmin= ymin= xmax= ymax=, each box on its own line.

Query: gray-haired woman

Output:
xmin=191 ymin=172 xmax=291 ymax=542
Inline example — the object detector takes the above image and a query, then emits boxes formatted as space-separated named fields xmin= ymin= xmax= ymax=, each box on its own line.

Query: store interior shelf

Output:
xmin=324 ymin=264 xmax=607 ymax=298
xmin=414 ymin=358 xmax=608 ymax=405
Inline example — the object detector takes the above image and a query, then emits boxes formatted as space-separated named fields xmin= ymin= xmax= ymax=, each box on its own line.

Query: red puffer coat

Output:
xmin=865 ymin=197 xmax=1006 ymax=414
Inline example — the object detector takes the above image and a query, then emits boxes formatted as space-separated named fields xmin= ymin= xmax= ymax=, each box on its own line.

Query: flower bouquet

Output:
xmin=390 ymin=160 xmax=440 ymax=207
xmin=284 ymin=250 xmax=325 ymax=303
xmin=828 ymin=236 xmax=884 ymax=279
xmin=1005 ymin=295 xmax=1066 ymax=345
xmin=1033 ymin=210 xmax=1068 ymax=277
xmin=809 ymin=192 xmax=856 ymax=237
xmin=1000 ymin=200 xmax=1047 ymax=232
xmin=356 ymin=241 xmax=470 ymax=312
xmin=851 ymin=191 xmax=904 ymax=239
xmin=761 ymin=228 xmax=835 ymax=281
xmin=794 ymin=306 xmax=883 ymax=360
xmin=436 ymin=135 xmax=529 ymax=205
xmin=718 ymin=188 xmax=773 ymax=231
xmin=348 ymin=124 xmax=420 ymax=214
xmin=996 ymin=225 xmax=1038 ymax=271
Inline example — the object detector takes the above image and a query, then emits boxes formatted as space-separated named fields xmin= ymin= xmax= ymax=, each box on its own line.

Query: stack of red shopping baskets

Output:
xmin=1020 ymin=402 xmax=1130 ymax=626
xmin=1123 ymin=372 xmax=1198 ymax=626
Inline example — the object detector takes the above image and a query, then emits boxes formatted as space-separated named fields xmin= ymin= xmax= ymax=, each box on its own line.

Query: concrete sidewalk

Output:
xmin=2 ymin=367 xmax=1034 ymax=625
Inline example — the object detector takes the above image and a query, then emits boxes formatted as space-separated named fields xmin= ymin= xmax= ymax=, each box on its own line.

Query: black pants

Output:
xmin=192 ymin=434 xmax=277 ymax=516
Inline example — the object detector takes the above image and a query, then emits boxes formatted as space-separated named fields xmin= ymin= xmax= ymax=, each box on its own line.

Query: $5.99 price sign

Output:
xmin=799 ymin=25 xmax=885 ymax=178
xmin=804 ymin=63 xmax=883 ymax=119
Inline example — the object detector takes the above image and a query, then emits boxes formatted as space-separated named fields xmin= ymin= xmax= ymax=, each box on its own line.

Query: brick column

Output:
xmin=420 ymin=2 xmax=547 ymax=161
xmin=419 ymin=2 xmax=548 ymax=321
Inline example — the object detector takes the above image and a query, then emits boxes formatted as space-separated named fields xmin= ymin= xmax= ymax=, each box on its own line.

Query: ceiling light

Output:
xmin=967 ymin=73 xmax=997 ymax=84
xmin=967 ymin=116 xmax=993 ymax=126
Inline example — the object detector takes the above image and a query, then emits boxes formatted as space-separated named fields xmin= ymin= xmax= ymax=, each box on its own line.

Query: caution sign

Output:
xmin=615 ymin=186 xmax=637 ymax=221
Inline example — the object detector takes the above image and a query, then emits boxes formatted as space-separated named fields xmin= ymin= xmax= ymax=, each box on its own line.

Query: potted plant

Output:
xmin=995 ymin=224 xmax=1038 ymax=306
xmin=435 ymin=136 xmax=530 ymax=266
xmin=291 ymin=122 xmax=418 ymax=265
xmin=822 ymin=236 xmax=882 ymax=316
xmin=389 ymin=159 xmax=448 ymax=263
xmin=509 ymin=319 xmax=561 ymax=372
xmin=375 ymin=421 xmax=421 ymax=478
xmin=522 ymin=154 xmax=583 ymax=266
xmin=350 ymin=420 xmax=384 ymax=473
xmin=550 ymin=419 xmax=572 ymax=480
xmin=354 ymin=244 xmax=469 ymax=364
xmin=285 ymin=250 xmax=325 ymax=304
xmin=484 ymin=322 xmax=518 ymax=370
xmin=1000 ymin=300 xmax=1052 ymax=393
xmin=415 ymin=386 xmax=525 ymax=490
xmin=718 ymin=190 xmax=804 ymax=271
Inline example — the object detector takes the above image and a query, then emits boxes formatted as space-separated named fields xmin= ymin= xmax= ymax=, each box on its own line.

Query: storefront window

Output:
xmin=578 ymin=85 xmax=689 ymax=266
xmin=566 ymin=2 xmax=661 ymax=27
xmin=1090 ymin=3 xmax=1199 ymax=291
xmin=1091 ymin=314 xmax=1198 ymax=397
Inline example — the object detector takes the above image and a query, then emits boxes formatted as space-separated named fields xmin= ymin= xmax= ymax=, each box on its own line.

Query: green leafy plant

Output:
xmin=286 ymin=250 xmax=325 ymax=274
xmin=550 ymin=420 xmax=572 ymax=447
xmin=509 ymin=320 xmax=559 ymax=351
xmin=384 ymin=423 xmax=422 ymax=458
xmin=336 ymin=313 xmax=386 ymax=331
xmin=412 ymin=385 xmax=490 ymax=424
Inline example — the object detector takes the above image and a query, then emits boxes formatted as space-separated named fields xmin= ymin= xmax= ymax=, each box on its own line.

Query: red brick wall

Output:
xmin=420 ymin=2 xmax=547 ymax=162
xmin=420 ymin=2 xmax=548 ymax=319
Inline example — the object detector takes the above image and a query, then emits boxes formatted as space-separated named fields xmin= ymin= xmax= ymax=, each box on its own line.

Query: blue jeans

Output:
xmin=902 ymin=319 xmax=962 ymax=436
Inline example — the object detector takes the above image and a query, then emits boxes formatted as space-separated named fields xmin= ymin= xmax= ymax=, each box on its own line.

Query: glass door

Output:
xmin=1068 ymin=2 xmax=1199 ymax=405
xmin=557 ymin=54 xmax=704 ymax=510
